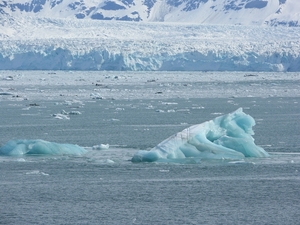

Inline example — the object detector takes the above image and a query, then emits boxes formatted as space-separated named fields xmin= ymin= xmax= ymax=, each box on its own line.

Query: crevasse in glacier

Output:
xmin=132 ymin=108 xmax=269 ymax=162
xmin=0 ymin=139 xmax=87 ymax=156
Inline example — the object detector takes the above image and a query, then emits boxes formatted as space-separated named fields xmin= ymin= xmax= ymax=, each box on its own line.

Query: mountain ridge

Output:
xmin=0 ymin=0 xmax=299 ymax=26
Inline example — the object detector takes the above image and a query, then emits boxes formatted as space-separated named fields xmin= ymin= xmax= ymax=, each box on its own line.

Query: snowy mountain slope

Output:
xmin=0 ymin=17 xmax=299 ymax=71
xmin=0 ymin=0 xmax=299 ymax=26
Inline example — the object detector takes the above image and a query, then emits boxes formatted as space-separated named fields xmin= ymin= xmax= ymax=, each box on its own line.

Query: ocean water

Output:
xmin=0 ymin=71 xmax=300 ymax=224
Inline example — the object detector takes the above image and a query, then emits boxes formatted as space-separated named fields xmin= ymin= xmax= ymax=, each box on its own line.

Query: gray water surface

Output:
xmin=1 ymin=71 xmax=300 ymax=224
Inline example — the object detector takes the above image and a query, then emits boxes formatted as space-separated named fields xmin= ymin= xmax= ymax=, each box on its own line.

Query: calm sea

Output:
xmin=0 ymin=72 xmax=300 ymax=224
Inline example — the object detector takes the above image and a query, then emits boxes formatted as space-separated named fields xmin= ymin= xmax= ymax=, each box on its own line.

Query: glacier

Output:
xmin=0 ymin=139 xmax=87 ymax=156
xmin=132 ymin=108 xmax=269 ymax=163
xmin=0 ymin=17 xmax=300 ymax=71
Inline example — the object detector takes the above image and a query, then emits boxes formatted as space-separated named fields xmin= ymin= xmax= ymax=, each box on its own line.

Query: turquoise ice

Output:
xmin=132 ymin=108 xmax=269 ymax=162
xmin=0 ymin=139 xmax=87 ymax=156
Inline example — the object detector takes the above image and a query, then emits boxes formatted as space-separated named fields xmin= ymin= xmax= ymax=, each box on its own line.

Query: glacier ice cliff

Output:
xmin=0 ymin=139 xmax=87 ymax=156
xmin=1 ymin=18 xmax=300 ymax=71
xmin=1 ymin=46 xmax=299 ymax=71
xmin=132 ymin=108 xmax=269 ymax=162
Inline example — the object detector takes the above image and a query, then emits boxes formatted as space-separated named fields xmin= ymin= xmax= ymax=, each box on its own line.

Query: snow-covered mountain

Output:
xmin=0 ymin=0 xmax=299 ymax=26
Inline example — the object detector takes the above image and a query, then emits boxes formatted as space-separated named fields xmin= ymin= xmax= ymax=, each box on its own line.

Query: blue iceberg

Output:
xmin=132 ymin=108 xmax=269 ymax=162
xmin=0 ymin=139 xmax=87 ymax=156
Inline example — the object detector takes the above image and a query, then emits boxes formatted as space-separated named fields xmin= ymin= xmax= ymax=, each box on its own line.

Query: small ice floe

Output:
xmin=61 ymin=109 xmax=82 ymax=115
xmin=156 ymin=109 xmax=165 ymax=113
xmin=26 ymin=170 xmax=49 ymax=176
xmin=146 ymin=105 xmax=154 ymax=109
xmin=17 ymin=158 xmax=26 ymax=162
xmin=52 ymin=113 xmax=70 ymax=120
xmin=228 ymin=160 xmax=247 ymax=164
xmin=159 ymin=169 xmax=170 ymax=172
xmin=90 ymin=93 xmax=104 ymax=99
xmin=191 ymin=106 xmax=205 ymax=109
xmin=167 ymin=109 xmax=176 ymax=113
xmin=93 ymin=144 xmax=110 ymax=150
xmin=87 ymin=158 xmax=115 ymax=164
xmin=211 ymin=112 xmax=223 ymax=115
xmin=0 ymin=92 xmax=13 ymax=95
xmin=3 ymin=76 xmax=14 ymax=81
xmin=105 ymin=159 xmax=115 ymax=164
xmin=161 ymin=102 xmax=178 ymax=105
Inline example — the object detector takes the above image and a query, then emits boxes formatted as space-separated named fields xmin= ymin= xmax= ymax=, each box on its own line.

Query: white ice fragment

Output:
xmin=52 ymin=113 xmax=70 ymax=120
xmin=17 ymin=158 xmax=26 ymax=162
xmin=26 ymin=170 xmax=49 ymax=175
xmin=61 ymin=110 xmax=82 ymax=115
xmin=167 ymin=109 xmax=176 ymax=113
xmin=161 ymin=102 xmax=178 ymax=105
xmin=90 ymin=93 xmax=104 ymax=99
xmin=93 ymin=144 xmax=110 ymax=150
xmin=211 ymin=112 xmax=223 ymax=115
xmin=3 ymin=76 xmax=13 ymax=81
xmin=105 ymin=159 xmax=114 ymax=164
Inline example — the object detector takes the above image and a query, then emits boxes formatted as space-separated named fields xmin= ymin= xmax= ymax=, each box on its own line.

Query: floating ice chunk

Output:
xmin=90 ymin=93 xmax=103 ymax=99
xmin=0 ymin=92 xmax=13 ymax=95
xmin=0 ymin=139 xmax=87 ymax=156
xmin=26 ymin=170 xmax=49 ymax=175
xmin=52 ymin=113 xmax=70 ymax=120
xmin=132 ymin=108 xmax=269 ymax=163
xmin=93 ymin=144 xmax=110 ymax=150
xmin=105 ymin=159 xmax=114 ymax=164
xmin=61 ymin=109 xmax=82 ymax=115
xmin=3 ymin=76 xmax=14 ymax=81
xmin=69 ymin=111 xmax=82 ymax=115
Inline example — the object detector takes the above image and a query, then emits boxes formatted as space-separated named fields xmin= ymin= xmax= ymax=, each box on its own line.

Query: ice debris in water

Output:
xmin=92 ymin=144 xmax=110 ymax=150
xmin=52 ymin=113 xmax=70 ymax=120
xmin=132 ymin=108 xmax=269 ymax=163
xmin=0 ymin=139 xmax=87 ymax=156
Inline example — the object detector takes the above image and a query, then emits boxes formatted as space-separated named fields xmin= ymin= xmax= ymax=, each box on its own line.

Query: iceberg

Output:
xmin=132 ymin=108 xmax=269 ymax=163
xmin=0 ymin=139 xmax=87 ymax=156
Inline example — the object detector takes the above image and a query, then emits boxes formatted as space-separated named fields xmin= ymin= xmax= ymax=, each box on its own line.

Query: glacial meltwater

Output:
xmin=0 ymin=71 xmax=299 ymax=224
